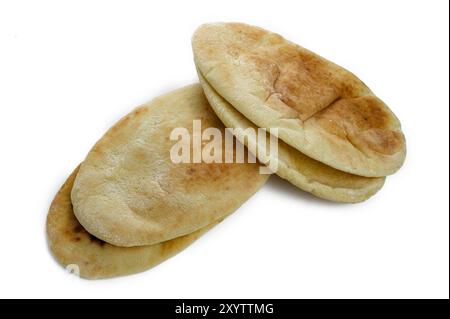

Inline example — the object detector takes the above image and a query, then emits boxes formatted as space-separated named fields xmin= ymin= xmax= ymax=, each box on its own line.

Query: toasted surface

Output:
xmin=72 ymin=84 xmax=268 ymax=247
xmin=193 ymin=22 xmax=406 ymax=177
xmin=47 ymin=167 xmax=217 ymax=279
xmin=199 ymin=71 xmax=385 ymax=203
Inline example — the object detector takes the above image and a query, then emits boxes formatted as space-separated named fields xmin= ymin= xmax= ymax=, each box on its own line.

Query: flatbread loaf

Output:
xmin=71 ymin=84 xmax=268 ymax=247
xmin=192 ymin=22 xmax=406 ymax=177
xmin=198 ymin=71 xmax=385 ymax=203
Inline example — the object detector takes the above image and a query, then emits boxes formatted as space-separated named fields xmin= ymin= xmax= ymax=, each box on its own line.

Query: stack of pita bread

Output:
xmin=193 ymin=22 xmax=406 ymax=203
xmin=47 ymin=86 xmax=268 ymax=278
xmin=47 ymin=22 xmax=405 ymax=279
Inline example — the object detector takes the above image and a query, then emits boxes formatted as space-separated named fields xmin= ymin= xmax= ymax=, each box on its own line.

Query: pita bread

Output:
xmin=192 ymin=22 xmax=406 ymax=177
xmin=198 ymin=71 xmax=385 ymax=203
xmin=47 ymin=167 xmax=219 ymax=279
xmin=72 ymin=84 xmax=268 ymax=247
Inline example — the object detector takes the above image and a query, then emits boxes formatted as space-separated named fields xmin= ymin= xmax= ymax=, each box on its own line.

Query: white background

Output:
xmin=0 ymin=0 xmax=448 ymax=299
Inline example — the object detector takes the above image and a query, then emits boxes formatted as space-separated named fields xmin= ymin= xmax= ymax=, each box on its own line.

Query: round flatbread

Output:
xmin=198 ymin=71 xmax=385 ymax=203
xmin=192 ymin=22 xmax=406 ymax=177
xmin=71 ymin=84 xmax=268 ymax=247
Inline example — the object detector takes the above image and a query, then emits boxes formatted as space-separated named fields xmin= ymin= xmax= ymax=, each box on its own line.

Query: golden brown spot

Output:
xmin=316 ymin=96 xmax=390 ymax=131
xmin=134 ymin=106 xmax=146 ymax=116
xmin=357 ymin=129 xmax=404 ymax=155
xmin=316 ymin=96 xmax=403 ymax=155
xmin=201 ymin=163 xmax=230 ymax=180
xmin=73 ymin=224 xmax=84 ymax=233
xmin=160 ymin=238 xmax=179 ymax=256
xmin=88 ymin=234 xmax=106 ymax=247
xmin=343 ymin=96 xmax=390 ymax=129
xmin=71 ymin=221 xmax=106 ymax=247
xmin=109 ymin=114 xmax=131 ymax=134
xmin=166 ymin=115 xmax=257 ymax=191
